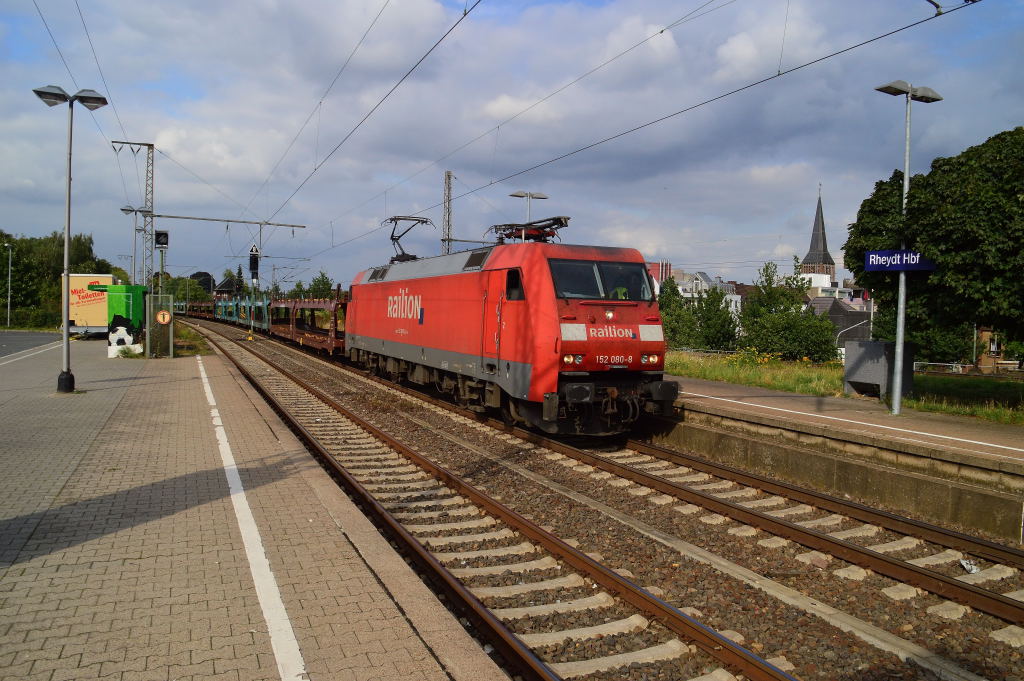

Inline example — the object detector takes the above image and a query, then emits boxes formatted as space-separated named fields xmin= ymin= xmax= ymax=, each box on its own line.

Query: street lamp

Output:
xmin=120 ymin=205 xmax=152 ymax=285
xmin=874 ymin=80 xmax=942 ymax=416
xmin=4 ymin=242 xmax=11 ymax=327
xmin=509 ymin=190 xmax=548 ymax=221
xmin=34 ymin=84 xmax=108 ymax=393
xmin=509 ymin=191 xmax=548 ymax=242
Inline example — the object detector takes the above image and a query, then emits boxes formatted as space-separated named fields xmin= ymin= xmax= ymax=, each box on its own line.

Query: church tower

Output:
xmin=800 ymin=189 xmax=835 ymax=282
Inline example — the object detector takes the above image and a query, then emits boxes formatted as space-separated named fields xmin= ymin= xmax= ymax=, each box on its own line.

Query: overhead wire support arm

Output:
xmin=148 ymin=214 xmax=305 ymax=229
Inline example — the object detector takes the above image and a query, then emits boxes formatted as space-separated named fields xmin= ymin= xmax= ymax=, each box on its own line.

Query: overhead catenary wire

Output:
xmin=304 ymin=4 xmax=971 ymax=263
xmin=32 ymin=0 xmax=132 ymax=204
xmin=323 ymin=0 xmax=740 ymax=228
xmin=74 ymin=0 xmax=139 ymax=204
xmin=263 ymin=0 xmax=484 ymax=223
xmin=240 ymin=0 xmax=393 ymax=220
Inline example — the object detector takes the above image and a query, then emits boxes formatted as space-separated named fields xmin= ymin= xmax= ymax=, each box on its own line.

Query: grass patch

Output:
xmin=665 ymin=350 xmax=1024 ymax=425
xmin=903 ymin=374 xmax=1024 ymax=425
xmin=173 ymin=324 xmax=211 ymax=356
xmin=664 ymin=350 xmax=844 ymax=397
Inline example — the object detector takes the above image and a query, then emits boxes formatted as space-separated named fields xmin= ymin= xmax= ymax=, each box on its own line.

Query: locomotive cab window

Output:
xmin=505 ymin=269 xmax=525 ymax=301
xmin=549 ymin=260 xmax=654 ymax=301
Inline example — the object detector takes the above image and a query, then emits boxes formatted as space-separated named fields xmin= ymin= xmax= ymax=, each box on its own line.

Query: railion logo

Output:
xmin=589 ymin=325 xmax=636 ymax=339
xmin=387 ymin=288 xmax=424 ymax=324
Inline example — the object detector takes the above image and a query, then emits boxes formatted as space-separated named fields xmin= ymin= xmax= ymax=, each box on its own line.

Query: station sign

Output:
xmin=864 ymin=250 xmax=936 ymax=272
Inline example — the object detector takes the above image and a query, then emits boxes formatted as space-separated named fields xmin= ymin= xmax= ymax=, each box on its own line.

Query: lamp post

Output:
xmin=120 ymin=205 xmax=151 ymax=285
xmin=33 ymin=85 xmax=108 ymax=393
xmin=4 ymin=242 xmax=11 ymax=327
xmin=874 ymin=80 xmax=942 ymax=416
xmin=509 ymin=191 xmax=547 ymax=241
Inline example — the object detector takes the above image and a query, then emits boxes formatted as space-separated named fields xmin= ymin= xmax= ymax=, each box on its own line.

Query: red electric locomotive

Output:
xmin=345 ymin=217 xmax=677 ymax=435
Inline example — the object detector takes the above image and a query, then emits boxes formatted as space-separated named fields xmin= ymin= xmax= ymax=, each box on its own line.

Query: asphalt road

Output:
xmin=0 ymin=331 xmax=61 ymax=358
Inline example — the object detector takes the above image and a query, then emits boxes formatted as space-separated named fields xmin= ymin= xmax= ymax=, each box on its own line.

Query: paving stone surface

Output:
xmin=0 ymin=341 xmax=505 ymax=681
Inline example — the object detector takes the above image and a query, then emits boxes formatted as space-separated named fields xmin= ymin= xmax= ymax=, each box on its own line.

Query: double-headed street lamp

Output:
xmin=509 ymin=190 xmax=548 ymax=221
xmin=874 ymin=80 xmax=942 ymax=416
xmin=509 ymin=191 xmax=548 ymax=242
xmin=33 ymin=85 xmax=108 ymax=393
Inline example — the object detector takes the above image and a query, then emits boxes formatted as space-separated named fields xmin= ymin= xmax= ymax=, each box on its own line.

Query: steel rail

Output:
xmin=192 ymin=318 xmax=1022 ymax=625
xmin=197 ymin=330 xmax=558 ymax=681
xmin=625 ymin=437 xmax=1024 ymax=570
xmin=505 ymin=429 xmax=1024 ymax=626
xmin=297 ymin=349 xmax=1024 ymax=625
xmin=199 ymin=326 xmax=798 ymax=681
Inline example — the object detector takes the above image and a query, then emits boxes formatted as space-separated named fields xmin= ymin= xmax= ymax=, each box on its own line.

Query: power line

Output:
xmin=155 ymin=149 xmax=261 ymax=248
xmin=264 ymin=0 xmax=484 ymax=223
xmin=422 ymin=7 xmax=969 ymax=215
xmin=32 ymin=0 xmax=78 ymax=90
xmin=304 ymin=3 xmax=972 ymax=261
xmin=323 ymin=0 xmax=740 ymax=227
xmin=240 ymin=0 xmax=393 ymax=220
xmin=32 ymin=0 xmax=131 ymax=204
xmin=74 ymin=0 xmax=138 ymax=204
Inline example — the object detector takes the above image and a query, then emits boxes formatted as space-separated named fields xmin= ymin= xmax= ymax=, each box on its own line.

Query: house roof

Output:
xmin=803 ymin=195 xmax=835 ymax=267
xmin=214 ymin=276 xmax=238 ymax=293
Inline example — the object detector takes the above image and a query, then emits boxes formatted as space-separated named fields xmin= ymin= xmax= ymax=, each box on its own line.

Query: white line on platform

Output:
xmin=0 ymin=340 xmax=62 ymax=367
xmin=682 ymin=391 xmax=1024 ymax=458
xmin=196 ymin=356 xmax=307 ymax=681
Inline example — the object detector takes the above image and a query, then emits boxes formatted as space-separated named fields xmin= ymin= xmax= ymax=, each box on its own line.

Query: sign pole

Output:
xmin=247 ymin=243 xmax=259 ymax=341
xmin=891 ymin=89 xmax=913 ymax=416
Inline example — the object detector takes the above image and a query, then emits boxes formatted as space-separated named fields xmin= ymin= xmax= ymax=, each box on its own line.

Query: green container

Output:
xmin=104 ymin=285 xmax=146 ymax=330
xmin=89 ymin=284 xmax=146 ymax=357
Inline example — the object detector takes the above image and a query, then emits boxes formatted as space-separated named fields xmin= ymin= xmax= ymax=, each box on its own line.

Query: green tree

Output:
xmin=307 ymin=270 xmax=334 ymax=298
xmin=739 ymin=260 xmax=807 ymax=329
xmin=657 ymin=276 xmax=699 ymax=348
xmin=234 ymin=265 xmax=250 ymax=296
xmin=742 ymin=307 xmax=838 ymax=362
xmin=843 ymin=127 xmax=1024 ymax=361
xmin=288 ymin=281 xmax=306 ymax=299
xmin=693 ymin=287 xmax=737 ymax=350
xmin=739 ymin=261 xmax=836 ymax=361
xmin=172 ymin=277 xmax=211 ymax=302
xmin=0 ymin=230 xmax=113 ymax=327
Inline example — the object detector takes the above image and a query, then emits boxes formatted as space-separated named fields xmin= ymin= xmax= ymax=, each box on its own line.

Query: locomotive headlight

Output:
xmin=604 ymin=309 xmax=614 ymax=321
xmin=563 ymin=354 xmax=575 ymax=365
xmin=641 ymin=354 xmax=660 ymax=364
xmin=574 ymin=354 xmax=584 ymax=364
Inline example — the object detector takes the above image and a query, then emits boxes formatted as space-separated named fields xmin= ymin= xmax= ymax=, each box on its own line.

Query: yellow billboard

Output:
xmin=64 ymin=273 xmax=115 ymax=332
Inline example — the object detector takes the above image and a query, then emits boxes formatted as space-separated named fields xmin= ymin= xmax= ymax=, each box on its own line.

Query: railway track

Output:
xmin=195 ymin=322 xmax=794 ymax=681
xmin=191 ymin=320 xmax=1024 ymax=680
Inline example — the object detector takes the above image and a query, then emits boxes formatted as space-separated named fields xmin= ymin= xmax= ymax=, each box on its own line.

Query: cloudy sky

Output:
xmin=2 ymin=0 xmax=1021 ymax=290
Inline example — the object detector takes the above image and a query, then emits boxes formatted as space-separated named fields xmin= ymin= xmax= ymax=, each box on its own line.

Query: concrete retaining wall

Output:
xmin=648 ymin=402 xmax=1024 ymax=543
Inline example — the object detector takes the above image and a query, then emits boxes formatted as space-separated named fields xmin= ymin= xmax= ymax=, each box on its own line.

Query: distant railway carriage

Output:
xmin=183 ymin=216 xmax=676 ymax=435
xmin=215 ymin=298 xmax=238 ymax=323
xmin=270 ymin=298 xmax=346 ymax=355
xmin=346 ymin=219 xmax=676 ymax=435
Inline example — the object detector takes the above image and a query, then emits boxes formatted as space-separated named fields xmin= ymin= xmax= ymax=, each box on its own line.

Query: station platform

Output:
xmin=672 ymin=375 xmax=1023 ymax=466
xmin=0 ymin=335 xmax=507 ymax=681
xmin=662 ymin=375 xmax=1024 ymax=542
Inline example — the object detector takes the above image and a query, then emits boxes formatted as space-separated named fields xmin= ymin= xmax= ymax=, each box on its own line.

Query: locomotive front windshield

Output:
xmin=549 ymin=259 xmax=654 ymax=301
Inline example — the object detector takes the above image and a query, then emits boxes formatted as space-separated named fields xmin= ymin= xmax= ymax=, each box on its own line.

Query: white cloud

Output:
xmin=1 ymin=0 xmax=1019 ymax=289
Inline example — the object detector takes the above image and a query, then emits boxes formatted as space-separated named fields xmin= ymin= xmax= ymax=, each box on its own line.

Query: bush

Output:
xmin=741 ymin=308 xmax=838 ymax=362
